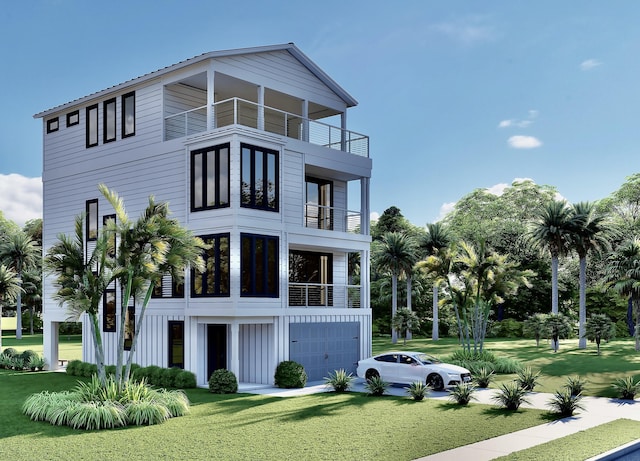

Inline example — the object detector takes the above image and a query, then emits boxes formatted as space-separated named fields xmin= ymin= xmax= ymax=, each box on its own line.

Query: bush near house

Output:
xmin=274 ymin=361 xmax=307 ymax=388
xmin=208 ymin=369 xmax=238 ymax=394
xmin=67 ymin=361 xmax=197 ymax=389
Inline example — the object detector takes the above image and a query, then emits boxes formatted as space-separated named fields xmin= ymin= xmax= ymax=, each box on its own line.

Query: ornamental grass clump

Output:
xmin=493 ymin=382 xmax=530 ymax=411
xmin=449 ymin=383 xmax=477 ymax=406
xmin=324 ymin=369 xmax=355 ymax=393
xmin=22 ymin=376 xmax=191 ymax=430
xmin=612 ymin=376 xmax=640 ymax=400
xmin=473 ymin=367 xmax=495 ymax=388
xmin=564 ymin=376 xmax=588 ymax=396
xmin=405 ymin=381 xmax=429 ymax=401
xmin=364 ymin=376 xmax=389 ymax=396
xmin=547 ymin=389 xmax=584 ymax=417
xmin=516 ymin=367 xmax=541 ymax=391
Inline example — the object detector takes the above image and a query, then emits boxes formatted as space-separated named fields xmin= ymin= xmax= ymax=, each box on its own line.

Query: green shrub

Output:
xmin=405 ymin=381 xmax=429 ymax=401
xmin=324 ymin=369 xmax=355 ymax=393
xmin=493 ymin=382 xmax=530 ymax=410
xmin=548 ymin=389 xmax=584 ymax=417
xmin=613 ymin=376 xmax=640 ymax=400
xmin=448 ymin=349 xmax=497 ymax=363
xmin=66 ymin=360 xmax=82 ymax=376
xmin=274 ymin=361 xmax=307 ymax=389
xmin=145 ymin=365 xmax=163 ymax=386
xmin=174 ymin=370 xmax=197 ymax=389
xmin=132 ymin=366 xmax=149 ymax=382
xmin=516 ymin=367 xmax=541 ymax=391
xmin=473 ymin=366 xmax=495 ymax=388
xmin=1 ymin=347 xmax=18 ymax=358
xmin=159 ymin=367 xmax=183 ymax=388
xmin=104 ymin=365 xmax=117 ymax=377
xmin=208 ymin=369 xmax=238 ymax=394
xmin=10 ymin=356 xmax=25 ymax=370
xmin=0 ymin=354 xmax=12 ymax=369
xmin=449 ymin=383 xmax=476 ymax=405
xmin=493 ymin=357 xmax=523 ymax=374
xmin=364 ymin=376 xmax=389 ymax=396
xmin=27 ymin=355 xmax=46 ymax=371
xmin=489 ymin=318 xmax=523 ymax=338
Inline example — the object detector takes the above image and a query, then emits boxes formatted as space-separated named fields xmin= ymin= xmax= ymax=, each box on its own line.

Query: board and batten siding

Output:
xmin=239 ymin=323 xmax=273 ymax=384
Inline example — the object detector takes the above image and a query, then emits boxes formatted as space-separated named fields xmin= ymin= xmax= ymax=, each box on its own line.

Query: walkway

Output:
xmin=240 ymin=380 xmax=640 ymax=460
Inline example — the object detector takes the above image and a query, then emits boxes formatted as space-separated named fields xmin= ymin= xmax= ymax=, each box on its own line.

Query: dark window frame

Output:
xmin=86 ymin=104 xmax=99 ymax=148
xmin=103 ymin=98 xmax=117 ymax=143
xmin=46 ymin=117 xmax=59 ymax=133
xmin=124 ymin=303 xmax=135 ymax=351
xmin=240 ymin=143 xmax=279 ymax=212
xmin=191 ymin=233 xmax=230 ymax=297
xmin=103 ymin=289 xmax=116 ymax=332
xmin=86 ymin=199 xmax=98 ymax=241
xmin=152 ymin=274 xmax=185 ymax=298
xmin=190 ymin=143 xmax=231 ymax=212
xmin=241 ymin=233 xmax=279 ymax=298
xmin=121 ymin=91 xmax=135 ymax=138
xmin=67 ymin=110 xmax=79 ymax=127
xmin=168 ymin=320 xmax=185 ymax=368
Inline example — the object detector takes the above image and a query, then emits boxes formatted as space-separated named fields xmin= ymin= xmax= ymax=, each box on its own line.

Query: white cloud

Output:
xmin=0 ymin=174 xmax=42 ymax=227
xmin=436 ymin=202 xmax=456 ymax=221
xmin=508 ymin=135 xmax=542 ymax=149
xmin=429 ymin=16 xmax=496 ymax=45
xmin=580 ymin=59 xmax=602 ymax=71
xmin=370 ymin=211 xmax=380 ymax=222
xmin=486 ymin=183 xmax=509 ymax=196
xmin=498 ymin=120 xmax=513 ymax=128
xmin=498 ymin=110 xmax=538 ymax=129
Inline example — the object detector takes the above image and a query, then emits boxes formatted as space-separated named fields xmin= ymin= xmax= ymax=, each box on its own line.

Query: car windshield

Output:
xmin=415 ymin=353 xmax=441 ymax=364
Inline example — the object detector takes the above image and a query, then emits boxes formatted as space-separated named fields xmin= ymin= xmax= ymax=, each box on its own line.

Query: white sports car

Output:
xmin=356 ymin=351 xmax=472 ymax=391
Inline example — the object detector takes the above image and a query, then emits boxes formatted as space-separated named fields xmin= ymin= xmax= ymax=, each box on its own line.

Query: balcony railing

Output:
xmin=164 ymin=97 xmax=369 ymax=157
xmin=304 ymin=204 xmax=362 ymax=233
xmin=288 ymin=283 xmax=361 ymax=308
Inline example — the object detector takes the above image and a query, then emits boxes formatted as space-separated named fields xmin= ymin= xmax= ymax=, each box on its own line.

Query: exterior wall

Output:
xmin=40 ymin=47 xmax=372 ymax=385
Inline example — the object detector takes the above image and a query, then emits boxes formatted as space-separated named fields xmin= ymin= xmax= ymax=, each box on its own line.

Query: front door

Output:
xmin=207 ymin=324 xmax=227 ymax=380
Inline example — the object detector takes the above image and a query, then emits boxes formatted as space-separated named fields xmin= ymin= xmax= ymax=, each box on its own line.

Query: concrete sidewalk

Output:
xmin=240 ymin=380 xmax=640 ymax=460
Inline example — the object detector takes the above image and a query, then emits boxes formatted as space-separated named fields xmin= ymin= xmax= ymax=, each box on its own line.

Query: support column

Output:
xmin=360 ymin=177 xmax=370 ymax=235
xmin=301 ymin=100 xmax=309 ymax=141
xmin=341 ymin=111 xmax=347 ymax=152
xmin=257 ymin=86 xmax=265 ymax=131
xmin=230 ymin=322 xmax=240 ymax=380
xmin=207 ymin=69 xmax=215 ymax=130
xmin=43 ymin=319 xmax=59 ymax=371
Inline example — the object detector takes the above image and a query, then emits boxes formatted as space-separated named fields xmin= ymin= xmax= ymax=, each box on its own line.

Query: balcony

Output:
xmin=304 ymin=204 xmax=361 ymax=234
xmin=164 ymin=98 xmax=369 ymax=157
xmin=288 ymin=283 xmax=361 ymax=308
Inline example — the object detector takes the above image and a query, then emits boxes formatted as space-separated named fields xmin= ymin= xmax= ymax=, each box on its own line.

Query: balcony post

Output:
xmin=230 ymin=322 xmax=240 ymax=380
xmin=207 ymin=69 xmax=215 ymax=130
xmin=302 ymin=100 xmax=309 ymax=142
xmin=361 ymin=177 xmax=370 ymax=235
xmin=257 ymin=85 xmax=265 ymax=131
xmin=341 ymin=112 xmax=347 ymax=152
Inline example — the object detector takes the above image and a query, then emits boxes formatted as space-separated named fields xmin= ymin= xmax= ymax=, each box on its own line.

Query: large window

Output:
xmin=305 ymin=177 xmax=333 ymax=229
xmin=191 ymin=234 xmax=230 ymax=297
xmin=241 ymin=144 xmax=278 ymax=211
xmin=103 ymin=289 xmax=116 ymax=332
xmin=241 ymin=233 xmax=278 ymax=297
xmin=121 ymin=92 xmax=135 ymax=138
xmin=103 ymin=98 xmax=116 ymax=143
xmin=86 ymin=104 xmax=99 ymax=148
xmin=124 ymin=303 xmax=135 ymax=351
xmin=191 ymin=144 xmax=230 ymax=211
xmin=289 ymin=250 xmax=333 ymax=306
xmin=168 ymin=321 xmax=184 ymax=368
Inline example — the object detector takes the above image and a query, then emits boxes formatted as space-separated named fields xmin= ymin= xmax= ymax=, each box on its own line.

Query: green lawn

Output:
xmin=0 ymin=370 xmax=550 ymax=460
xmin=1 ymin=333 xmax=83 ymax=362
xmin=373 ymin=336 xmax=640 ymax=397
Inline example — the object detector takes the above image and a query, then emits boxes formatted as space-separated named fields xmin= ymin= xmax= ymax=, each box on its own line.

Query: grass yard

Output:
xmin=1 ymin=333 xmax=82 ymax=362
xmin=373 ymin=336 xmax=640 ymax=397
xmin=0 ymin=370 xmax=550 ymax=461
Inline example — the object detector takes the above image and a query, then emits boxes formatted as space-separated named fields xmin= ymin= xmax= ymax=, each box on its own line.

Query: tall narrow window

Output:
xmin=86 ymin=199 xmax=98 ymax=241
xmin=241 ymin=234 xmax=278 ymax=297
xmin=191 ymin=144 xmax=230 ymax=211
xmin=103 ymin=214 xmax=116 ymax=257
xmin=305 ymin=177 xmax=333 ymax=229
xmin=191 ymin=234 xmax=230 ymax=297
xmin=240 ymin=144 xmax=278 ymax=211
xmin=103 ymin=98 xmax=116 ymax=143
xmin=86 ymin=104 xmax=99 ymax=148
xmin=122 ymin=92 xmax=135 ymax=138
xmin=103 ymin=289 xmax=116 ymax=332
xmin=168 ymin=321 xmax=184 ymax=368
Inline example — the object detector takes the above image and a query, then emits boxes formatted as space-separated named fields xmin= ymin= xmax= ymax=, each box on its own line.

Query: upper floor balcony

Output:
xmin=165 ymin=97 xmax=369 ymax=157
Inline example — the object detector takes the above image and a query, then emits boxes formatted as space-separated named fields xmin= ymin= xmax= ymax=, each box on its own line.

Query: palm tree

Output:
xmin=373 ymin=232 xmax=417 ymax=343
xmin=570 ymin=202 xmax=616 ymax=349
xmin=0 ymin=231 xmax=40 ymax=339
xmin=99 ymin=184 xmax=206 ymax=383
xmin=528 ymin=200 xmax=573 ymax=315
xmin=420 ymin=222 xmax=451 ymax=341
xmin=0 ymin=264 xmax=22 ymax=351
xmin=584 ymin=314 xmax=615 ymax=355
xmin=605 ymin=239 xmax=640 ymax=351
xmin=45 ymin=215 xmax=114 ymax=383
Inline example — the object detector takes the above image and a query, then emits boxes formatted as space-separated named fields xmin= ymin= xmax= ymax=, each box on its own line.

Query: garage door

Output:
xmin=289 ymin=322 xmax=360 ymax=381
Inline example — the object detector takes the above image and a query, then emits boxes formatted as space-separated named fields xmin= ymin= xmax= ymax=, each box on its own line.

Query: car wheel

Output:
xmin=427 ymin=373 xmax=444 ymax=391
xmin=365 ymin=369 xmax=379 ymax=381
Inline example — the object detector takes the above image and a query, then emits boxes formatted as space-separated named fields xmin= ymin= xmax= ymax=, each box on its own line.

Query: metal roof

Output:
xmin=34 ymin=43 xmax=358 ymax=119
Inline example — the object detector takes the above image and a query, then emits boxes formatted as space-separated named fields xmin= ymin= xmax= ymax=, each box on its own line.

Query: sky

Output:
xmin=1 ymin=0 xmax=639 ymax=228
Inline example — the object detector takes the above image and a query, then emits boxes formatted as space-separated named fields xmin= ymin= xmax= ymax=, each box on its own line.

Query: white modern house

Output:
xmin=35 ymin=43 xmax=372 ymax=386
